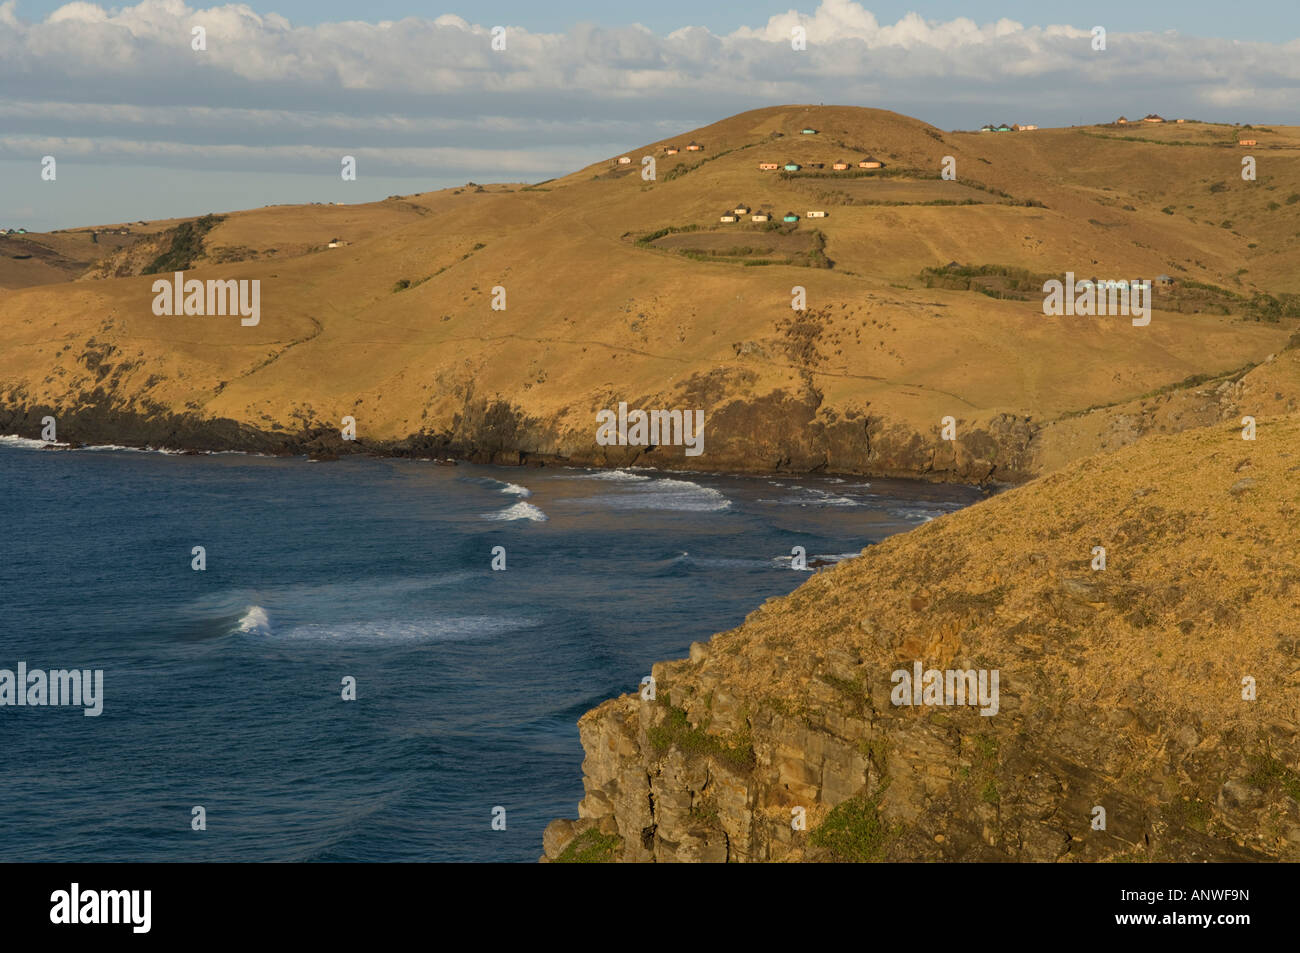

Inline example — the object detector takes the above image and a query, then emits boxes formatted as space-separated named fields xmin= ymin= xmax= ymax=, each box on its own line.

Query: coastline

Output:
xmin=0 ymin=401 xmax=1019 ymax=487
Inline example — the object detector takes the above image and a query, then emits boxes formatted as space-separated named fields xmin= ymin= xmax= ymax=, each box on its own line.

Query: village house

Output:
xmin=783 ymin=211 xmax=800 ymax=222
xmin=686 ymin=142 xmax=703 ymax=152
xmin=858 ymin=157 xmax=883 ymax=169
xmin=719 ymin=212 xmax=737 ymax=223
xmin=1116 ymin=116 xmax=1129 ymax=125
xmin=617 ymin=156 xmax=631 ymax=165
xmin=832 ymin=160 xmax=850 ymax=170
xmin=665 ymin=145 xmax=679 ymax=155
xmin=1014 ymin=124 xmax=1038 ymax=131
xmin=758 ymin=162 xmax=780 ymax=171
xmin=734 ymin=205 xmax=750 ymax=215
xmin=980 ymin=124 xmax=995 ymax=132
xmin=808 ymin=162 xmax=824 ymax=169
xmin=1239 ymin=138 xmax=1257 ymax=146
xmin=1176 ymin=118 xmax=1186 ymax=124
xmin=1143 ymin=114 xmax=1165 ymax=123
xmin=801 ymin=128 xmax=818 ymax=135
xmin=783 ymin=162 xmax=801 ymax=171
xmin=994 ymin=123 xmax=1012 ymax=132
xmin=751 ymin=212 xmax=771 ymax=222
xmin=1155 ymin=274 xmax=1174 ymax=287
xmin=806 ymin=210 xmax=827 ymax=218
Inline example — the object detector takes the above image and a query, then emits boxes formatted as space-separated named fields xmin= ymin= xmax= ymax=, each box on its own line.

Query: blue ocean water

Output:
xmin=0 ymin=438 xmax=982 ymax=861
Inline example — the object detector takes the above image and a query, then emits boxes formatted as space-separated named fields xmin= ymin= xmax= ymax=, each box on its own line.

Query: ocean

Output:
xmin=0 ymin=438 xmax=982 ymax=861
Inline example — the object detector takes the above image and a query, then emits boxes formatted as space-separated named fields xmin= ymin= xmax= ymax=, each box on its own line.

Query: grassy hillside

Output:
xmin=1 ymin=106 xmax=1298 ymax=479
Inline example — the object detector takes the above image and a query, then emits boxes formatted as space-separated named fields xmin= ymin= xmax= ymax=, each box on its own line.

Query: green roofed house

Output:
xmin=801 ymin=128 xmax=818 ymax=135
xmin=783 ymin=162 xmax=801 ymax=171
xmin=994 ymin=123 xmax=1012 ymax=132
xmin=783 ymin=211 xmax=800 ymax=222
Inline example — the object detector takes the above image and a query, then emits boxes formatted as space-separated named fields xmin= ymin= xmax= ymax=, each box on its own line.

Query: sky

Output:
xmin=3 ymin=0 xmax=1299 ymax=230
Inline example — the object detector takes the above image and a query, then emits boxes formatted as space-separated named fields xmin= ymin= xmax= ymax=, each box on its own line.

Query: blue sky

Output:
xmin=3 ymin=0 xmax=1298 ymax=230
xmin=8 ymin=0 xmax=1296 ymax=41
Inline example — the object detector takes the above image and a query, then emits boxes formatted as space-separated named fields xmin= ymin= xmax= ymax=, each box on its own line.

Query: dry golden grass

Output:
xmin=1 ymin=105 xmax=1297 ymax=477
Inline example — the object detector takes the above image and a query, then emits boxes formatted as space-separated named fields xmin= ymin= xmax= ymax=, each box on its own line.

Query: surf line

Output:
xmin=595 ymin=402 xmax=704 ymax=457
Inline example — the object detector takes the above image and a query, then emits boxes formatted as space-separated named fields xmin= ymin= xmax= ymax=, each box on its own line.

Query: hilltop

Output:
xmin=544 ymin=413 xmax=1300 ymax=862
xmin=2 ymin=105 xmax=1299 ymax=480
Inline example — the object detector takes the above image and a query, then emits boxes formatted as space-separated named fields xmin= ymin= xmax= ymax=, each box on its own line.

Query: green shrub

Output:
xmin=554 ymin=829 xmax=621 ymax=863
xmin=141 ymin=214 xmax=225 ymax=274
xmin=810 ymin=784 xmax=894 ymax=862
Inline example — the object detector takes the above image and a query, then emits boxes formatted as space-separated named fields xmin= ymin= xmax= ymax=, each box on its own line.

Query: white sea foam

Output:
xmin=499 ymin=482 xmax=532 ymax=497
xmin=237 ymin=605 xmax=271 ymax=634
xmin=574 ymin=469 xmax=651 ymax=482
xmin=585 ymin=477 xmax=731 ymax=512
xmin=0 ymin=435 xmax=188 ymax=455
xmin=0 ymin=435 xmax=68 ymax=450
xmin=83 ymin=444 xmax=185 ymax=454
xmin=483 ymin=501 xmax=548 ymax=522
xmin=266 ymin=615 xmax=536 ymax=643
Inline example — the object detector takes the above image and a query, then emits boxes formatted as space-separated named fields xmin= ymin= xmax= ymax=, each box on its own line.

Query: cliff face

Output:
xmin=544 ymin=415 xmax=1300 ymax=862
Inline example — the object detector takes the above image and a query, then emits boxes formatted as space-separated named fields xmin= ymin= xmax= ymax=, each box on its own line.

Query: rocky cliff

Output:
xmin=544 ymin=413 xmax=1300 ymax=862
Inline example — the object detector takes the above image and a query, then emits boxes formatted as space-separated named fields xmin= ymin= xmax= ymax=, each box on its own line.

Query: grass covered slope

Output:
xmin=1 ymin=106 xmax=1298 ymax=477
xmin=545 ymin=414 xmax=1300 ymax=861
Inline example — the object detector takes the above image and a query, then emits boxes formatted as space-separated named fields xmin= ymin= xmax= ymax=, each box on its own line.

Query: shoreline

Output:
xmin=0 ymin=402 xmax=1012 ymax=490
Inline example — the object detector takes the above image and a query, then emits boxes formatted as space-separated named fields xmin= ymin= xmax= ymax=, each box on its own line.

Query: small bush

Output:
xmin=554 ymin=829 xmax=621 ymax=863
xmin=810 ymin=784 xmax=894 ymax=862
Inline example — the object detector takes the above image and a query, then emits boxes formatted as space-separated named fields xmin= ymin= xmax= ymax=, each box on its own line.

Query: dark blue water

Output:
xmin=0 ymin=438 xmax=981 ymax=861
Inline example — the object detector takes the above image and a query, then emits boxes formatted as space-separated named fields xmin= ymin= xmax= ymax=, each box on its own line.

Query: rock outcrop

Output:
xmin=544 ymin=415 xmax=1300 ymax=861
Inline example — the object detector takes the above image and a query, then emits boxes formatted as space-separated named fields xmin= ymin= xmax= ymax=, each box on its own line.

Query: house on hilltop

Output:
xmin=734 ymin=205 xmax=750 ymax=215
xmin=617 ymin=156 xmax=631 ymax=165
xmin=719 ymin=212 xmax=737 ymax=223
xmin=1143 ymin=114 xmax=1165 ymax=123
xmin=686 ymin=142 xmax=703 ymax=152
xmin=858 ymin=157 xmax=883 ymax=169
xmin=665 ymin=145 xmax=679 ymax=155
xmin=832 ymin=160 xmax=849 ymax=170
xmin=1116 ymin=116 xmax=1129 ymax=125
xmin=1014 ymin=124 xmax=1038 ymax=131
